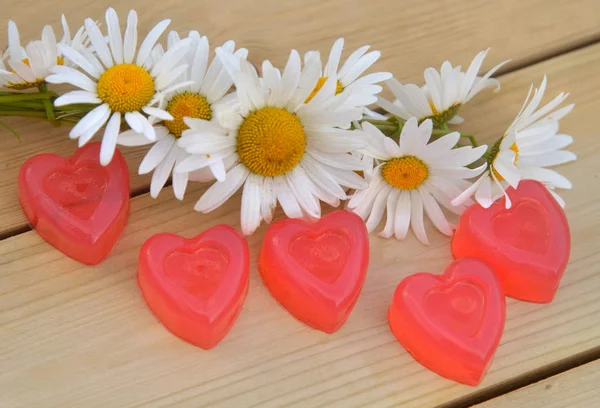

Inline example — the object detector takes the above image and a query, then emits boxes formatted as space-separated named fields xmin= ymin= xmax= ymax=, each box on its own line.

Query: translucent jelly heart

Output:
xmin=18 ymin=142 xmax=129 ymax=265
xmin=388 ymin=258 xmax=506 ymax=386
xmin=259 ymin=210 xmax=369 ymax=333
xmin=138 ymin=225 xmax=250 ymax=349
xmin=452 ymin=180 xmax=570 ymax=303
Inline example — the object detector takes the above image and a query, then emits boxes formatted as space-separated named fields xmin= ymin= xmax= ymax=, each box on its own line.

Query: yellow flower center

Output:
xmin=491 ymin=142 xmax=519 ymax=182
xmin=305 ymin=76 xmax=344 ymax=103
xmin=237 ymin=107 xmax=306 ymax=176
xmin=96 ymin=64 xmax=155 ymax=113
xmin=381 ymin=156 xmax=429 ymax=190
xmin=164 ymin=93 xmax=212 ymax=138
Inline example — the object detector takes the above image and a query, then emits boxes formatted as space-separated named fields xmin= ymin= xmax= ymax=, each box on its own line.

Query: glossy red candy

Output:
xmin=388 ymin=258 xmax=505 ymax=386
xmin=452 ymin=180 xmax=570 ymax=303
xmin=138 ymin=225 xmax=249 ymax=349
xmin=259 ymin=210 xmax=369 ymax=333
xmin=18 ymin=142 xmax=129 ymax=265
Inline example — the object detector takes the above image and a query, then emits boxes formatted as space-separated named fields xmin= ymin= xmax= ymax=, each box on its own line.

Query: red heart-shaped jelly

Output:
xmin=452 ymin=180 xmax=570 ymax=303
xmin=138 ymin=225 xmax=250 ymax=349
xmin=388 ymin=258 xmax=505 ymax=386
xmin=18 ymin=142 xmax=129 ymax=265
xmin=259 ymin=210 xmax=369 ymax=333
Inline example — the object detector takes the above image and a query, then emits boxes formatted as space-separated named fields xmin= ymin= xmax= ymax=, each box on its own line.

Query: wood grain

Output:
xmin=475 ymin=360 xmax=600 ymax=408
xmin=2 ymin=0 xmax=600 ymax=233
xmin=1 ymin=41 xmax=599 ymax=406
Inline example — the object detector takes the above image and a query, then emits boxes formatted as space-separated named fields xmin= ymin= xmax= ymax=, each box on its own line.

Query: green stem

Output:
xmin=0 ymin=110 xmax=50 ymax=118
xmin=439 ymin=122 xmax=449 ymax=131
xmin=461 ymin=133 xmax=478 ymax=148
xmin=55 ymin=103 xmax=100 ymax=112
xmin=0 ymin=101 xmax=47 ymax=110
xmin=0 ymin=120 xmax=21 ymax=142
xmin=0 ymin=110 xmax=77 ymax=125
xmin=0 ymin=92 xmax=56 ymax=102
xmin=38 ymin=84 xmax=57 ymax=125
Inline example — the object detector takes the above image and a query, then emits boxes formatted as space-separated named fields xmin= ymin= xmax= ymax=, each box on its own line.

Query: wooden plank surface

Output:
xmin=2 ymin=0 xmax=600 ymax=233
xmin=475 ymin=360 xmax=600 ymax=408
xmin=1 ymin=40 xmax=599 ymax=407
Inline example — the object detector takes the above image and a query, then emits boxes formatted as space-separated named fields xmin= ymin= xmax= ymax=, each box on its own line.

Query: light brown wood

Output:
xmin=1 ymin=37 xmax=599 ymax=406
xmin=2 ymin=0 xmax=600 ymax=233
xmin=475 ymin=361 xmax=600 ymax=408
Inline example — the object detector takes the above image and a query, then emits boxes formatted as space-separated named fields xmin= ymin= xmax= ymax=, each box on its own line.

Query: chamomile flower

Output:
xmin=348 ymin=117 xmax=487 ymax=244
xmin=118 ymin=31 xmax=247 ymax=200
xmin=377 ymin=49 xmax=509 ymax=126
xmin=46 ymin=8 xmax=192 ymax=166
xmin=0 ymin=15 xmax=86 ymax=89
xmin=178 ymin=48 xmax=368 ymax=235
xmin=452 ymin=76 xmax=575 ymax=208
xmin=304 ymin=38 xmax=392 ymax=109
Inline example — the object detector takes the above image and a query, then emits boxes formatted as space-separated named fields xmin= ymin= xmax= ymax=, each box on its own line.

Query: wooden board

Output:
xmin=2 ymin=0 xmax=600 ymax=233
xmin=1 ymin=39 xmax=599 ymax=407
xmin=475 ymin=361 xmax=600 ymax=408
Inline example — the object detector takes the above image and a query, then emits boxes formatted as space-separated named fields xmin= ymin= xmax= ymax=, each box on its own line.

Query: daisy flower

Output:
xmin=304 ymin=38 xmax=392 ymax=109
xmin=348 ymin=117 xmax=487 ymax=244
xmin=0 ymin=15 xmax=87 ymax=89
xmin=178 ymin=48 xmax=368 ymax=235
xmin=46 ymin=8 xmax=192 ymax=165
xmin=118 ymin=31 xmax=247 ymax=200
xmin=377 ymin=49 xmax=509 ymax=127
xmin=452 ymin=76 xmax=575 ymax=208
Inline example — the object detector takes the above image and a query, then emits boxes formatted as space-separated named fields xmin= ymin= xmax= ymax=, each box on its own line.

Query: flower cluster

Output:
xmin=1 ymin=8 xmax=576 ymax=243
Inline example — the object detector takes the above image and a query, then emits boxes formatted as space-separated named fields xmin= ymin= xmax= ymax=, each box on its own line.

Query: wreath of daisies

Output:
xmin=1 ymin=7 xmax=576 ymax=243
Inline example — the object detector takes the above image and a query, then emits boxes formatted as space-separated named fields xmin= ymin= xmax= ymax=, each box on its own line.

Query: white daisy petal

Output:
xmin=394 ymin=191 xmax=411 ymax=240
xmin=338 ymin=45 xmax=369 ymax=79
xmin=189 ymin=36 xmax=209 ymax=93
xmin=140 ymin=136 xmax=175 ymax=174
xmin=260 ymin=177 xmax=277 ymax=224
xmin=518 ymin=151 xmax=576 ymax=168
xmin=77 ymin=107 xmax=112 ymax=147
xmin=47 ymin=66 xmax=97 ymax=93
xmin=287 ymin=166 xmax=320 ymax=218
xmin=136 ymin=19 xmax=171 ymax=68
xmin=365 ymin=185 xmax=391 ymax=232
xmin=69 ymin=103 xmax=110 ymax=139
xmin=474 ymin=175 xmax=494 ymax=208
xmin=195 ymin=164 xmax=249 ymax=213
xmin=172 ymin=161 xmax=189 ymax=200
xmin=520 ymin=167 xmax=572 ymax=189
xmin=379 ymin=189 xmax=401 ymax=238
xmin=125 ymin=111 xmax=145 ymax=134
xmin=209 ymin=159 xmax=227 ymax=182
xmin=549 ymin=189 xmax=566 ymax=208
xmin=117 ymin=129 xmax=159 ymax=146
xmin=142 ymin=106 xmax=174 ymax=121
xmin=275 ymin=177 xmax=303 ymax=219
xmin=54 ymin=90 xmax=101 ymax=106
xmin=100 ymin=112 xmax=122 ymax=166
xmin=451 ymin=172 xmax=487 ymax=206
xmin=324 ymin=38 xmax=344 ymax=77
xmin=123 ymin=10 xmax=138 ymax=63
xmin=241 ymin=174 xmax=263 ymax=235
xmin=85 ymin=18 xmax=113 ymax=68
xmin=106 ymin=8 xmax=124 ymax=64
xmin=57 ymin=44 xmax=102 ymax=78
xmin=419 ymin=186 xmax=452 ymax=236
xmin=409 ymin=190 xmax=429 ymax=245
xmin=340 ymin=50 xmax=380 ymax=85
xmin=150 ymin=143 xmax=178 ymax=198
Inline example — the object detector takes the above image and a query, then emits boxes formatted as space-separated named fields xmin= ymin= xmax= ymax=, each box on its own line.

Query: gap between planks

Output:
xmin=440 ymin=345 xmax=600 ymax=408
